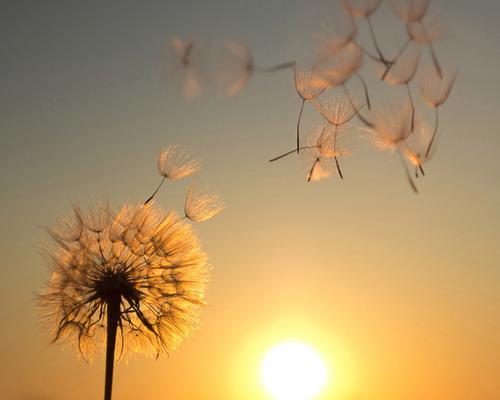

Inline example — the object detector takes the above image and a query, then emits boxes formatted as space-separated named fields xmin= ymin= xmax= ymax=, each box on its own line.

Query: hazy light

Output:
xmin=261 ymin=341 xmax=328 ymax=400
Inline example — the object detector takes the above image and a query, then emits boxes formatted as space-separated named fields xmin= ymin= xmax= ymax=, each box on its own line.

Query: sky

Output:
xmin=0 ymin=0 xmax=499 ymax=399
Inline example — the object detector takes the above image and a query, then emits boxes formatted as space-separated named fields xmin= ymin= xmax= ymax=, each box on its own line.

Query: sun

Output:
xmin=261 ymin=341 xmax=328 ymax=400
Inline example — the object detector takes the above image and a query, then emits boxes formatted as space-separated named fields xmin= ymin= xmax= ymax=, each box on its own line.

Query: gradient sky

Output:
xmin=1 ymin=1 xmax=499 ymax=399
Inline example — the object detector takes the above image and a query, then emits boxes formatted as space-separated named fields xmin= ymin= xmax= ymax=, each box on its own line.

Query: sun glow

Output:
xmin=261 ymin=341 xmax=328 ymax=400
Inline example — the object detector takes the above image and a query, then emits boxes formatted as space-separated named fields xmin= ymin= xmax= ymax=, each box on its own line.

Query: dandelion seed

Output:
xmin=379 ymin=42 xmax=420 ymax=86
xmin=368 ymin=102 xmax=413 ymax=152
xmin=402 ymin=118 xmax=435 ymax=177
xmin=184 ymin=182 xmax=225 ymax=222
xmin=293 ymin=64 xmax=328 ymax=154
xmin=341 ymin=0 xmax=381 ymax=18
xmin=378 ymin=42 xmax=420 ymax=130
xmin=214 ymin=40 xmax=254 ymax=97
xmin=316 ymin=42 xmax=363 ymax=88
xmin=302 ymin=124 xmax=351 ymax=181
xmin=315 ymin=10 xmax=357 ymax=64
xmin=367 ymin=102 xmax=420 ymax=192
xmin=388 ymin=0 xmax=431 ymax=23
xmin=420 ymin=66 xmax=457 ymax=157
xmin=38 ymin=202 xmax=209 ymax=400
xmin=314 ymin=91 xmax=359 ymax=127
xmin=145 ymin=145 xmax=201 ymax=204
xmin=407 ymin=12 xmax=444 ymax=76
xmin=168 ymin=36 xmax=204 ymax=99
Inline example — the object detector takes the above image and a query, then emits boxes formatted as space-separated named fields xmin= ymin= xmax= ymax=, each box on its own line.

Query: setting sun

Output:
xmin=261 ymin=341 xmax=328 ymax=400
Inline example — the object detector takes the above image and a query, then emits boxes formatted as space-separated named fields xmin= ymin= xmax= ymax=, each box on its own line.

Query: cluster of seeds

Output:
xmin=167 ymin=0 xmax=456 ymax=192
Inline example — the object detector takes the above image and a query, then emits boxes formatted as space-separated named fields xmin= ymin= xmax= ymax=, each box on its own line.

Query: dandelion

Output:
xmin=315 ymin=42 xmax=372 ymax=113
xmin=293 ymin=64 xmax=329 ymax=154
xmin=168 ymin=36 xmax=204 ymax=99
xmin=213 ymin=40 xmax=255 ymax=97
xmin=145 ymin=145 xmax=201 ymax=204
xmin=407 ymin=11 xmax=444 ymax=77
xmin=315 ymin=10 xmax=357 ymax=63
xmin=301 ymin=124 xmax=351 ymax=182
xmin=315 ymin=91 xmax=359 ymax=127
xmin=211 ymin=39 xmax=294 ymax=97
xmin=38 ymin=202 xmax=209 ymax=400
xmin=184 ymin=182 xmax=225 ymax=222
xmin=388 ymin=0 xmax=431 ymax=23
xmin=341 ymin=0 xmax=381 ymax=18
xmin=420 ymin=66 xmax=457 ymax=157
xmin=402 ymin=118 xmax=435 ymax=177
xmin=378 ymin=41 xmax=421 ymax=131
xmin=341 ymin=0 xmax=391 ymax=67
xmin=270 ymin=123 xmax=351 ymax=181
xmin=368 ymin=102 xmax=419 ymax=192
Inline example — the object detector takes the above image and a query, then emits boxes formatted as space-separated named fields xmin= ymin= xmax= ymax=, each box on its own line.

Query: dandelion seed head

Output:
xmin=316 ymin=42 xmax=363 ymax=87
xmin=301 ymin=124 xmax=351 ymax=181
xmin=157 ymin=145 xmax=201 ymax=180
xmin=214 ymin=40 xmax=254 ymax=97
xmin=38 ymin=202 xmax=208 ymax=359
xmin=315 ymin=11 xmax=357 ymax=63
xmin=420 ymin=66 xmax=457 ymax=107
xmin=368 ymin=102 xmax=413 ymax=151
xmin=407 ymin=13 xmax=444 ymax=44
xmin=388 ymin=0 xmax=431 ymax=23
xmin=167 ymin=37 xmax=204 ymax=99
xmin=185 ymin=182 xmax=225 ymax=223
xmin=403 ymin=118 xmax=435 ymax=166
xmin=378 ymin=42 xmax=420 ymax=85
xmin=293 ymin=64 xmax=328 ymax=100
xmin=341 ymin=0 xmax=381 ymax=18
xmin=314 ymin=91 xmax=360 ymax=126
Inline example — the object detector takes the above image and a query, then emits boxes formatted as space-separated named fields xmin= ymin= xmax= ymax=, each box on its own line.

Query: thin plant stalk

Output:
xmin=356 ymin=72 xmax=371 ymax=110
xmin=104 ymin=296 xmax=120 ymax=400
xmin=381 ymin=38 xmax=412 ymax=80
xmin=254 ymin=61 xmax=294 ymax=73
xmin=426 ymin=107 xmax=439 ymax=157
xmin=307 ymin=158 xmax=320 ymax=182
xmin=406 ymin=83 xmax=415 ymax=132
xmin=420 ymin=24 xmax=443 ymax=78
xmin=296 ymin=98 xmax=306 ymax=153
xmin=398 ymin=149 xmax=418 ymax=193
xmin=333 ymin=124 xmax=343 ymax=179
xmin=366 ymin=16 xmax=388 ymax=64
xmin=144 ymin=176 xmax=166 ymax=204
xmin=341 ymin=84 xmax=374 ymax=128
xmin=269 ymin=146 xmax=317 ymax=162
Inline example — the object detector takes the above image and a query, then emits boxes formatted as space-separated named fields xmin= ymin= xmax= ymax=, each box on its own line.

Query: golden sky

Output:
xmin=0 ymin=0 xmax=499 ymax=399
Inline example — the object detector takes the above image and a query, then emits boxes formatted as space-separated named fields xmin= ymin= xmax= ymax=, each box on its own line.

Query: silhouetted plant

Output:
xmin=38 ymin=147 xmax=222 ymax=400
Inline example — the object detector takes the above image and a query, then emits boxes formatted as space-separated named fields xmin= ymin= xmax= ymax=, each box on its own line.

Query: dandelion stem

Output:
xmin=426 ymin=107 xmax=439 ymax=158
xmin=406 ymin=83 xmax=415 ymax=132
xmin=296 ymin=98 xmax=306 ymax=153
xmin=398 ymin=149 xmax=418 ymax=194
xmin=307 ymin=158 xmax=320 ymax=182
xmin=341 ymin=84 xmax=374 ymax=128
xmin=254 ymin=61 xmax=295 ymax=73
xmin=269 ymin=146 xmax=317 ymax=162
xmin=145 ymin=176 xmax=166 ymax=205
xmin=366 ymin=16 xmax=387 ymax=64
xmin=381 ymin=38 xmax=412 ymax=80
xmin=420 ymin=23 xmax=443 ymax=78
xmin=356 ymin=72 xmax=371 ymax=110
xmin=428 ymin=42 xmax=442 ymax=78
xmin=333 ymin=124 xmax=343 ymax=179
xmin=104 ymin=296 xmax=120 ymax=400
